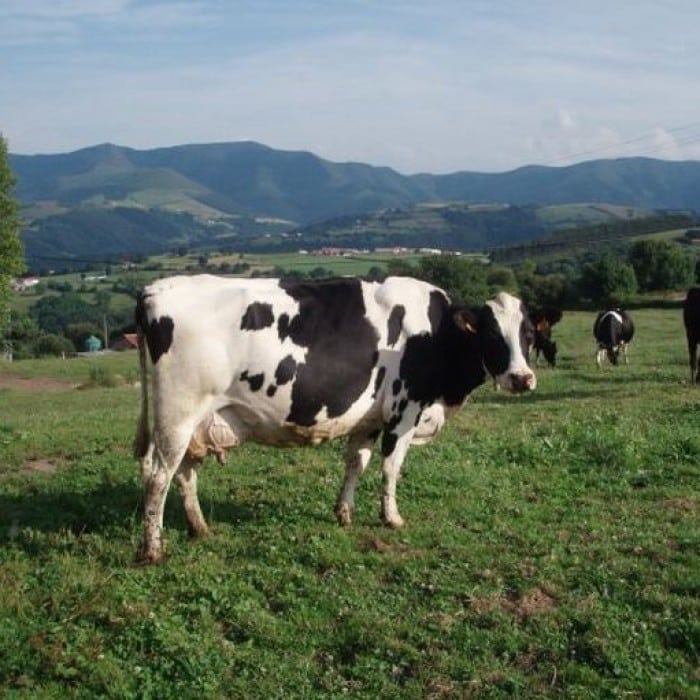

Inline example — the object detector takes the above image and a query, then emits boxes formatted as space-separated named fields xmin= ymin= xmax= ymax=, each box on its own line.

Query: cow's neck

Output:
xmin=437 ymin=312 xmax=487 ymax=406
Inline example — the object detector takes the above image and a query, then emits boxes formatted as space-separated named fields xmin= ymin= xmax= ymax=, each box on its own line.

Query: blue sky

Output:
xmin=2 ymin=0 xmax=699 ymax=173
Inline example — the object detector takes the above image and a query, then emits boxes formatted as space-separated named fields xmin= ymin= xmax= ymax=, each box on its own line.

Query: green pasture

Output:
xmin=0 ymin=307 xmax=698 ymax=698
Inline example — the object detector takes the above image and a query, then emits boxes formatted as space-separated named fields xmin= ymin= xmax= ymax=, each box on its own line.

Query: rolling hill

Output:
xmin=9 ymin=142 xmax=700 ymax=268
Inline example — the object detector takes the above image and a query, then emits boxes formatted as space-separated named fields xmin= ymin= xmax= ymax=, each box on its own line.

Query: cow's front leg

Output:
xmin=336 ymin=432 xmax=377 ymax=526
xmin=174 ymin=459 xmax=209 ymax=538
xmin=379 ymin=410 xmax=419 ymax=528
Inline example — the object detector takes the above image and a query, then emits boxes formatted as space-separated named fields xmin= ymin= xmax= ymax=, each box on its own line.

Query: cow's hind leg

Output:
xmin=140 ymin=426 xmax=193 ymax=564
xmin=336 ymin=432 xmax=377 ymax=526
xmin=174 ymin=458 xmax=209 ymax=538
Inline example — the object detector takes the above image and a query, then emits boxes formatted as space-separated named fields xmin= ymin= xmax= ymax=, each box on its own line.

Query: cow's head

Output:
xmin=478 ymin=292 xmax=536 ymax=392
xmin=607 ymin=345 xmax=621 ymax=365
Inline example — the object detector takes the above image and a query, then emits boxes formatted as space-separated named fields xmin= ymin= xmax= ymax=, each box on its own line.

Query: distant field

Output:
xmin=11 ymin=251 xmax=427 ymax=319
xmin=0 ymin=305 xmax=698 ymax=697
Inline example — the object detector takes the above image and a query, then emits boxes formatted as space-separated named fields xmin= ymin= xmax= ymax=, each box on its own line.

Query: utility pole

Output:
xmin=2 ymin=307 xmax=12 ymax=362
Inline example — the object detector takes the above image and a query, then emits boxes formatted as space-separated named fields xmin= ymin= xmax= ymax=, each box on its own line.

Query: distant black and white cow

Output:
xmin=682 ymin=287 xmax=700 ymax=384
xmin=134 ymin=275 xmax=536 ymax=563
xmin=529 ymin=307 xmax=563 ymax=367
xmin=593 ymin=308 xmax=635 ymax=367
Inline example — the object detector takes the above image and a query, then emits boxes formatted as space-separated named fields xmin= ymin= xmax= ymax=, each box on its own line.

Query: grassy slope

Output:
xmin=0 ymin=307 xmax=698 ymax=698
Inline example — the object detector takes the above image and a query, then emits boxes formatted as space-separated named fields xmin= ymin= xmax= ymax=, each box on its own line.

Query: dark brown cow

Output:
xmin=529 ymin=307 xmax=563 ymax=367
xmin=683 ymin=287 xmax=700 ymax=384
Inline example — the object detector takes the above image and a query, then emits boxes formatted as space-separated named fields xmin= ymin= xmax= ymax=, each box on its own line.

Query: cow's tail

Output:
xmin=133 ymin=297 xmax=151 ymax=460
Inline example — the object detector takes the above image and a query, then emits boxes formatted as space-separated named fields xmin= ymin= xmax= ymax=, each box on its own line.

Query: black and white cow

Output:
xmin=529 ymin=307 xmax=563 ymax=367
xmin=682 ymin=287 xmax=700 ymax=384
xmin=593 ymin=307 xmax=635 ymax=367
xmin=134 ymin=275 xmax=536 ymax=563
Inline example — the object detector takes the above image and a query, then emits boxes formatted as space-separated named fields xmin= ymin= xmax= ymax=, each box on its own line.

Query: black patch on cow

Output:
xmin=392 ymin=379 xmax=402 ymax=396
xmin=399 ymin=303 xmax=487 ymax=407
xmin=240 ymin=370 xmax=264 ymax=392
xmin=381 ymin=414 xmax=402 ymax=456
xmin=399 ymin=333 xmax=441 ymax=404
xmin=277 ymin=313 xmax=291 ymax=341
xmin=387 ymin=305 xmax=405 ymax=346
xmin=267 ymin=385 xmax=277 ymax=397
xmin=278 ymin=278 xmax=379 ymax=426
xmin=275 ymin=354 xmax=297 ymax=385
xmin=428 ymin=290 xmax=448 ymax=335
xmin=241 ymin=302 xmax=274 ymax=331
xmin=519 ymin=304 xmax=535 ymax=360
xmin=381 ymin=431 xmax=398 ymax=457
xmin=398 ymin=398 xmax=408 ymax=413
xmin=373 ymin=366 xmax=386 ymax=397
xmin=135 ymin=294 xmax=174 ymax=365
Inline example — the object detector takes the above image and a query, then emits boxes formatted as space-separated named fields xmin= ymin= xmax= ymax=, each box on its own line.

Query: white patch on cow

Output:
xmin=599 ymin=310 xmax=624 ymax=327
xmin=372 ymin=276 xmax=441 ymax=337
xmin=485 ymin=292 xmax=537 ymax=392
xmin=411 ymin=402 xmax=451 ymax=445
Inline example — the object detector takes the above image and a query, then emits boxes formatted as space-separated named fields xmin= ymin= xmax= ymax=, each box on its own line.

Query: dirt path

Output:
xmin=0 ymin=375 xmax=78 ymax=392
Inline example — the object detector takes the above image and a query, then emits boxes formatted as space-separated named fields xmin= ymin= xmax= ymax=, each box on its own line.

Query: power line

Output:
xmin=545 ymin=121 xmax=700 ymax=166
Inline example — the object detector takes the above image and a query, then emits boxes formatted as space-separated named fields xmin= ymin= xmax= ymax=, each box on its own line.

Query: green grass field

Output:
xmin=0 ymin=307 xmax=698 ymax=698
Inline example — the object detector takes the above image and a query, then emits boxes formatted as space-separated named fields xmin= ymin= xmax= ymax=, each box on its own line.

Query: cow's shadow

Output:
xmin=0 ymin=473 xmax=332 ymax=560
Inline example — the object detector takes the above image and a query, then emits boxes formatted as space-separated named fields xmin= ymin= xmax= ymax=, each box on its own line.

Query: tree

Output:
xmin=579 ymin=254 xmax=638 ymax=306
xmin=33 ymin=333 xmax=75 ymax=357
xmin=627 ymin=239 xmax=694 ymax=292
xmin=29 ymin=293 xmax=101 ymax=336
xmin=417 ymin=255 xmax=490 ymax=305
xmin=7 ymin=311 xmax=40 ymax=360
xmin=0 ymin=134 xmax=25 ymax=319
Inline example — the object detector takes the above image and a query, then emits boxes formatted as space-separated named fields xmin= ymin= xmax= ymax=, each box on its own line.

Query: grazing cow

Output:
xmin=529 ymin=307 xmax=563 ymax=367
xmin=593 ymin=307 xmax=635 ymax=366
xmin=134 ymin=275 xmax=537 ymax=563
xmin=682 ymin=287 xmax=700 ymax=384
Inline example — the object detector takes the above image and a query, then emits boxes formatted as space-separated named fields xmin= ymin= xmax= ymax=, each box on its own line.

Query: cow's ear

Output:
xmin=453 ymin=308 xmax=478 ymax=335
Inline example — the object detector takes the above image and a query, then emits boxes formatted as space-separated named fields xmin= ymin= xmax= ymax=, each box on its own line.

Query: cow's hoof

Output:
xmin=186 ymin=523 xmax=209 ymax=539
xmin=381 ymin=512 xmax=405 ymax=529
xmin=135 ymin=543 xmax=166 ymax=566
xmin=336 ymin=502 xmax=353 ymax=527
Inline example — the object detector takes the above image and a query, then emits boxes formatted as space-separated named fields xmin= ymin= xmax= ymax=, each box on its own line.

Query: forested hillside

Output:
xmin=9 ymin=142 xmax=700 ymax=269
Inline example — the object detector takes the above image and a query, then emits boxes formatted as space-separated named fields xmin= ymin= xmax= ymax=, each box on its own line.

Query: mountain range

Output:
xmin=9 ymin=142 xmax=700 ymax=267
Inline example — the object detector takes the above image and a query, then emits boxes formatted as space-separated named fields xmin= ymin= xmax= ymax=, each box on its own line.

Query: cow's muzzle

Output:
xmin=507 ymin=371 xmax=537 ymax=393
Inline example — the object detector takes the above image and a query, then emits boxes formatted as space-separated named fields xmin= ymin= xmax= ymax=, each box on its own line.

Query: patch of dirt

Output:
xmin=0 ymin=375 xmax=78 ymax=392
xmin=502 ymin=587 xmax=557 ymax=620
xmin=360 ymin=535 xmax=426 ymax=559
xmin=662 ymin=497 xmax=696 ymax=512
xmin=468 ymin=586 xmax=558 ymax=621
xmin=21 ymin=459 xmax=58 ymax=475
